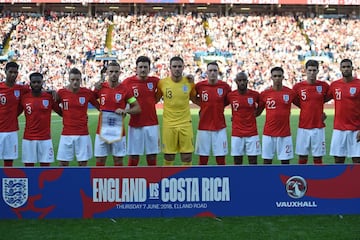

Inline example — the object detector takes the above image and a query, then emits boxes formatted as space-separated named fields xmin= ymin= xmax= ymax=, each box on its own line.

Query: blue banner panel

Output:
xmin=1 ymin=165 xmax=360 ymax=219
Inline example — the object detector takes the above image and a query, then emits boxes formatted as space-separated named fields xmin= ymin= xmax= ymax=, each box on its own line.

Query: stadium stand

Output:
xmin=0 ymin=3 xmax=358 ymax=91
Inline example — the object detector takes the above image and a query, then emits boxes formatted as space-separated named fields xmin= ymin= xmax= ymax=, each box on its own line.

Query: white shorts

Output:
xmin=231 ymin=135 xmax=261 ymax=156
xmin=22 ymin=139 xmax=54 ymax=163
xmin=295 ymin=128 xmax=326 ymax=157
xmin=0 ymin=131 xmax=18 ymax=160
xmin=127 ymin=125 xmax=160 ymax=155
xmin=57 ymin=135 xmax=93 ymax=162
xmin=195 ymin=128 xmax=228 ymax=156
xmin=262 ymin=135 xmax=293 ymax=161
xmin=95 ymin=134 xmax=126 ymax=157
xmin=330 ymin=130 xmax=360 ymax=157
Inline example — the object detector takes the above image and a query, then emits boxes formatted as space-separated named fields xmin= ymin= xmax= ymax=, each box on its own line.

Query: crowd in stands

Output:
xmin=0 ymin=12 xmax=359 ymax=91
xmin=300 ymin=16 xmax=360 ymax=82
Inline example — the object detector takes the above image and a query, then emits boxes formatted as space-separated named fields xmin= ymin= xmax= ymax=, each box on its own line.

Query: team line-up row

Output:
xmin=0 ymin=56 xmax=359 ymax=167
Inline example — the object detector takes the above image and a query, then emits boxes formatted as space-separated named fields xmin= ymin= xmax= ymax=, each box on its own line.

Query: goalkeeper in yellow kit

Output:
xmin=156 ymin=56 xmax=198 ymax=166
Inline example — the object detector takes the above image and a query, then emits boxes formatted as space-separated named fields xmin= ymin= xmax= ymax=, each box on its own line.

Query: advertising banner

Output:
xmin=1 ymin=165 xmax=360 ymax=219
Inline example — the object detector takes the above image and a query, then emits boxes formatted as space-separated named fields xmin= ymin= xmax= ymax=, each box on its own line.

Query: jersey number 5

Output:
xmin=301 ymin=89 xmax=307 ymax=101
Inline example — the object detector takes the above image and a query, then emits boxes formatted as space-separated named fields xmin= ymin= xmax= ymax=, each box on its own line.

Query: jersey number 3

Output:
xmin=166 ymin=88 xmax=172 ymax=99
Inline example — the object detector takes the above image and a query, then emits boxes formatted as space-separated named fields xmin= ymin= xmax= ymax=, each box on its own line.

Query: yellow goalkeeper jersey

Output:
xmin=157 ymin=76 xmax=196 ymax=127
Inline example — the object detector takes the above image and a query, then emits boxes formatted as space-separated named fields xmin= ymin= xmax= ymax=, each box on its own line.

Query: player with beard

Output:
xmin=0 ymin=62 xmax=30 ymax=167
xmin=227 ymin=72 xmax=261 ymax=165
xmin=122 ymin=56 xmax=160 ymax=166
xmin=156 ymin=56 xmax=197 ymax=166
xmin=326 ymin=59 xmax=360 ymax=164
xmin=94 ymin=61 xmax=141 ymax=166
xmin=56 ymin=67 xmax=100 ymax=166
xmin=21 ymin=72 xmax=62 ymax=167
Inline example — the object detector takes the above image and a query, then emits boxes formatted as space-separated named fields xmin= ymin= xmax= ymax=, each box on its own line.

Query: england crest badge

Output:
xmin=115 ymin=93 xmax=122 ymax=102
xmin=316 ymin=86 xmax=322 ymax=93
xmin=42 ymin=99 xmax=49 ymax=108
xmin=147 ymin=82 xmax=154 ymax=90
xmin=283 ymin=94 xmax=289 ymax=103
xmin=217 ymin=88 xmax=223 ymax=96
xmin=2 ymin=178 xmax=28 ymax=208
xmin=79 ymin=97 xmax=85 ymax=105
xmin=350 ymin=87 xmax=356 ymax=96
xmin=14 ymin=90 xmax=20 ymax=98
xmin=247 ymin=97 xmax=254 ymax=105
